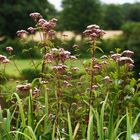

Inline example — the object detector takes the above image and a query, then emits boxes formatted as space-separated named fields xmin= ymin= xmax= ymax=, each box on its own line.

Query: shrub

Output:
xmin=21 ymin=68 xmax=40 ymax=82
xmin=0 ymin=38 xmax=41 ymax=59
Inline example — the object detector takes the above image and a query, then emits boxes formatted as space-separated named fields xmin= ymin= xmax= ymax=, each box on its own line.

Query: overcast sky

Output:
xmin=48 ymin=0 xmax=140 ymax=10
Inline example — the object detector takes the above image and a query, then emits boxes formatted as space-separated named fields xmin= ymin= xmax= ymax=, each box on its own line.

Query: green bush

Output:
xmin=21 ymin=68 xmax=40 ymax=82
xmin=0 ymin=38 xmax=41 ymax=59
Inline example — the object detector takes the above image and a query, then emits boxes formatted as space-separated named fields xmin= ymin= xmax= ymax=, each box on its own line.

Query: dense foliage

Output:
xmin=0 ymin=0 xmax=56 ymax=38
xmin=47 ymin=0 xmax=101 ymax=33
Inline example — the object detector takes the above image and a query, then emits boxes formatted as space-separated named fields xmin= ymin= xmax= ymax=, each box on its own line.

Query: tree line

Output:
xmin=0 ymin=0 xmax=140 ymax=38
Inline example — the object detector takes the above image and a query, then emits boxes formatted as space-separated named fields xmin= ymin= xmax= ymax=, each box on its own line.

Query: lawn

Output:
xmin=0 ymin=58 xmax=88 ymax=78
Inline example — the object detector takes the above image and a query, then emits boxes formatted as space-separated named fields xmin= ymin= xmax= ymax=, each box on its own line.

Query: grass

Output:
xmin=0 ymin=59 xmax=41 ymax=78
xmin=1 ymin=59 xmax=88 ymax=78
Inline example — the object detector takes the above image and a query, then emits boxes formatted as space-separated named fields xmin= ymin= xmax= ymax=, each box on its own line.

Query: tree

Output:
xmin=103 ymin=4 xmax=124 ymax=30
xmin=60 ymin=0 xmax=102 ymax=33
xmin=122 ymin=3 xmax=140 ymax=22
xmin=0 ymin=0 xmax=56 ymax=38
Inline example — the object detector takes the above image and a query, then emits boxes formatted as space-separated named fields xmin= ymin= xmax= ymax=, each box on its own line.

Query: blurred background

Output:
xmin=0 ymin=0 xmax=140 ymax=79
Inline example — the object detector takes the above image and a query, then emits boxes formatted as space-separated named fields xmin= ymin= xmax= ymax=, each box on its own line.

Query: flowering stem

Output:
xmin=89 ymin=41 xmax=96 ymax=107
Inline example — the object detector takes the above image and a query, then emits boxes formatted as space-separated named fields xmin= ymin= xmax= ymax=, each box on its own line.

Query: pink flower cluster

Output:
xmin=52 ymin=64 xmax=67 ymax=73
xmin=111 ymin=50 xmax=134 ymax=67
xmin=38 ymin=18 xmax=57 ymax=32
xmin=17 ymin=12 xmax=58 ymax=39
xmin=83 ymin=24 xmax=105 ymax=40
xmin=16 ymin=30 xmax=28 ymax=38
xmin=6 ymin=46 xmax=13 ymax=54
xmin=44 ymin=48 xmax=75 ymax=63
xmin=16 ymin=83 xmax=31 ymax=93
xmin=0 ymin=55 xmax=10 ymax=64
xmin=29 ymin=12 xmax=42 ymax=22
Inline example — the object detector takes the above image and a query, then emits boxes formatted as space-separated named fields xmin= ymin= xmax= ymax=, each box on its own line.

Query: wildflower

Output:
xmin=0 ymin=55 xmax=6 ymax=62
xmin=72 ymin=44 xmax=79 ymax=49
xmin=94 ymin=64 xmax=101 ymax=70
xmin=27 ymin=27 xmax=35 ymax=34
xmin=29 ymin=12 xmax=42 ymax=21
xmin=70 ymin=55 xmax=77 ymax=60
xmin=83 ymin=24 xmax=105 ymax=40
xmin=111 ymin=53 xmax=121 ymax=61
xmin=38 ymin=18 xmax=46 ymax=26
xmin=71 ymin=67 xmax=79 ymax=72
xmin=59 ymin=48 xmax=71 ymax=63
xmin=2 ymin=58 xmax=10 ymax=64
xmin=48 ymin=30 xmax=56 ymax=39
xmin=128 ymin=64 xmax=135 ymax=70
xmin=50 ymin=18 xmax=58 ymax=23
xmin=63 ymin=80 xmax=72 ymax=87
xmin=42 ymin=18 xmax=57 ymax=32
xmin=6 ymin=46 xmax=13 ymax=54
xmin=52 ymin=64 xmax=67 ymax=73
xmin=41 ymin=80 xmax=48 ymax=84
xmin=103 ymin=76 xmax=112 ymax=83
xmin=100 ymin=55 xmax=108 ymax=59
xmin=16 ymin=83 xmax=31 ymax=93
xmin=62 ymin=32 xmax=68 ymax=37
xmin=121 ymin=50 xmax=134 ymax=57
xmin=32 ymin=87 xmax=40 ymax=97
xmin=119 ymin=57 xmax=134 ymax=65
xmin=44 ymin=53 xmax=53 ymax=63
xmin=91 ymin=85 xmax=98 ymax=90
xmin=16 ymin=30 xmax=28 ymax=38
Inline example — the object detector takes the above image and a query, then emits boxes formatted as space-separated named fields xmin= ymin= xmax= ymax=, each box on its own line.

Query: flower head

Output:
xmin=16 ymin=83 xmax=31 ymax=93
xmin=29 ymin=12 xmax=42 ymax=21
xmin=27 ymin=27 xmax=35 ymax=34
xmin=16 ymin=30 xmax=28 ymax=38
xmin=6 ymin=46 xmax=13 ymax=54
xmin=121 ymin=50 xmax=134 ymax=57
xmin=83 ymin=24 xmax=105 ymax=40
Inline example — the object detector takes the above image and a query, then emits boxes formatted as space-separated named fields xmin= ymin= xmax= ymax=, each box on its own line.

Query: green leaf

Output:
xmin=67 ymin=111 xmax=73 ymax=140
xmin=95 ymin=46 xmax=104 ymax=53
xmin=87 ymin=109 xmax=94 ymax=140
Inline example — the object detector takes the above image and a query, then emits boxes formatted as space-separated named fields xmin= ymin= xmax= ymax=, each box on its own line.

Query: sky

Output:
xmin=48 ymin=0 xmax=140 ymax=10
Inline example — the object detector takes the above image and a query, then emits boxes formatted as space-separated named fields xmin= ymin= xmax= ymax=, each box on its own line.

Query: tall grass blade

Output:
xmin=127 ymin=109 xmax=132 ymax=140
xmin=108 ymin=101 xmax=115 ymax=140
xmin=114 ymin=115 xmax=126 ymax=138
xmin=87 ymin=108 xmax=94 ymax=140
xmin=4 ymin=109 xmax=11 ymax=132
xmin=67 ymin=111 xmax=73 ymax=140
xmin=13 ymin=93 xmax=26 ymax=128
xmin=52 ymin=120 xmax=56 ymax=140
xmin=132 ymin=112 xmax=140 ymax=130
xmin=28 ymin=92 xmax=34 ymax=129
xmin=34 ymin=113 xmax=48 ymax=133
xmin=73 ymin=122 xmax=80 ymax=139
